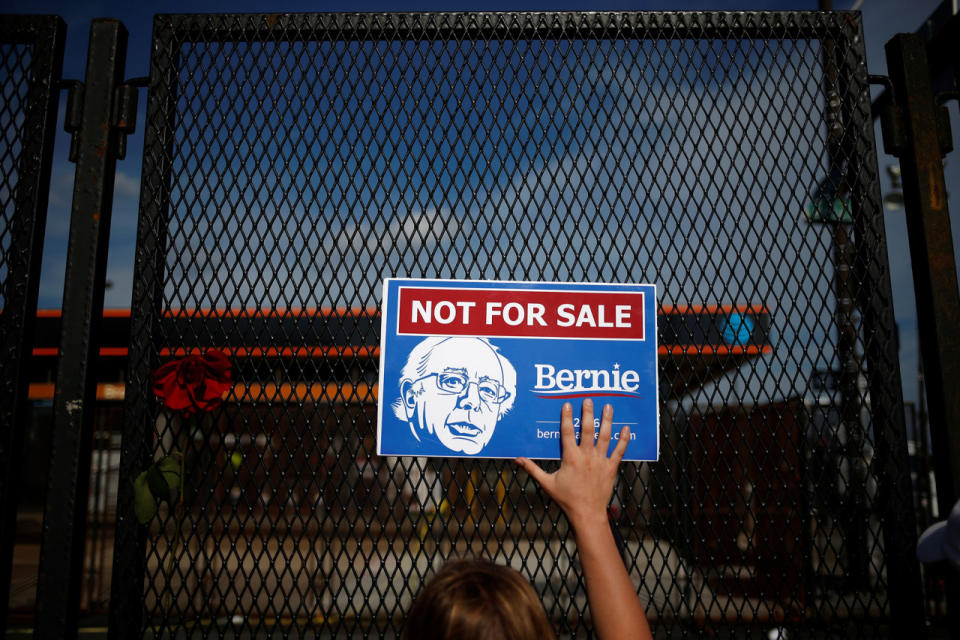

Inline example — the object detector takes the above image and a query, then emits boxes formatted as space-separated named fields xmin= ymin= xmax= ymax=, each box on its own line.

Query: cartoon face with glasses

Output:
xmin=393 ymin=336 xmax=517 ymax=454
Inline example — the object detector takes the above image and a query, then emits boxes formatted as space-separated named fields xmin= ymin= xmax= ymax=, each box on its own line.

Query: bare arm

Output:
xmin=516 ymin=400 xmax=652 ymax=640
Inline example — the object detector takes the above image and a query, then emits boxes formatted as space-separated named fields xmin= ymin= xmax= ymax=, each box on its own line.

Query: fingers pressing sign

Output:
xmin=515 ymin=399 xmax=629 ymax=529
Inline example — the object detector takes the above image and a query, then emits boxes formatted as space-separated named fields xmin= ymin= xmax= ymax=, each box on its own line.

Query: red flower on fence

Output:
xmin=151 ymin=350 xmax=233 ymax=416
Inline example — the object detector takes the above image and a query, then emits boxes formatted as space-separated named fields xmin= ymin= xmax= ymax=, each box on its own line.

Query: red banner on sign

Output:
xmin=396 ymin=286 xmax=645 ymax=340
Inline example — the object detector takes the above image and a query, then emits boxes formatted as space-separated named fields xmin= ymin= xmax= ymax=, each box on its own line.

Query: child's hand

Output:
xmin=516 ymin=400 xmax=651 ymax=640
xmin=515 ymin=399 xmax=629 ymax=531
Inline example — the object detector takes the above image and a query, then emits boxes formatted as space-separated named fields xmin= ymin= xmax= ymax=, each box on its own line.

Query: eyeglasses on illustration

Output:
xmin=415 ymin=371 xmax=511 ymax=405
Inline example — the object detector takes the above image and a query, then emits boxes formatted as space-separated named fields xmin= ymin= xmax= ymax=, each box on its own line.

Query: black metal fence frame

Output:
xmin=112 ymin=11 xmax=920 ymax=638
xmin=31 ymin=18 xmax=131 ymax=640
xmin=883 ymin=31 xmax=960 ymax=634
xmin=0 ymin=14 xmax=65 ymax=636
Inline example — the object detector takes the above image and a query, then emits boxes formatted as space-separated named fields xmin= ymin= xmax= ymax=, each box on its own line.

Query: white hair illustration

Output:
xmin=391 ymin=336 xmax=517 ymax=421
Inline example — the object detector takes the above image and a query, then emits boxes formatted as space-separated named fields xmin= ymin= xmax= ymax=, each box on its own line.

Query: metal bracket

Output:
xmin=110 ymin=78 xmax=148 ymax=160
xmin=935 ymin=102 xmax=953 ymax=155
xmin=870 ymin=75 xmax=908 ymax=156
xmin=111 ymin=83 xmax=137 ymax=160
xmin=934 ymin=91 xmax=956 ymax=155
xmin=938 ymin=90 xmax=960 ymax=105
xmin=880 ymin=102 xmax=909 ymax=157
xmin=61 ymin=76 xmax=145 ymax=162
xmin=872 ymin=73 xmax=953 ymax=157
xmin=60 ymin=80 xmax=84 ymax=162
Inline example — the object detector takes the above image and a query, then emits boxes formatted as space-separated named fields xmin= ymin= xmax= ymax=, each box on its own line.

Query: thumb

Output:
xmin=514 ymin=457 xmax=552 ymax=488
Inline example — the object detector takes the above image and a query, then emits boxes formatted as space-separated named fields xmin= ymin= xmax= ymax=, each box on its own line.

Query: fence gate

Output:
xmin=0 ymin=16 xmax=64 ymax=632
xmin=109 ymin=12 xmax=922 ymax=638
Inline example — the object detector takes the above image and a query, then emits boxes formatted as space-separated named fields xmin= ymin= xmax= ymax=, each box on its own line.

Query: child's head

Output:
xmin=403 ymin=558 xmax=556 ymax=640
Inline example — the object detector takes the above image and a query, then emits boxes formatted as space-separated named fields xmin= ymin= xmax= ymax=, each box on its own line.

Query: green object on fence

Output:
xmin=806 ymin=195 xmax=853 ymax=223
xmin=133 ymin=471 xmax=157 ymax=524
xmin=805 ymin=165 xmax=853 ymax=224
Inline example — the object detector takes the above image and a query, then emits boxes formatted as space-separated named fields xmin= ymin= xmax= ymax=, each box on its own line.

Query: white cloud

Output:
xmin=47 ymin=167 xmax=74 ymax=209
xmin=113 ymin=170 xmax=141 ymax=199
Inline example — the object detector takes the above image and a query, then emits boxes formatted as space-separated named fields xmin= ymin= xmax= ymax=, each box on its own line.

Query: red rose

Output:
xmin=152 ymin=350 xmax=232 ymax=416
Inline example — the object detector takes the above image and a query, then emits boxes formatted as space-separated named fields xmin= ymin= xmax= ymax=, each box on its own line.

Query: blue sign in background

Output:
xmin=377 ymin=279 xmax=659 ymax=461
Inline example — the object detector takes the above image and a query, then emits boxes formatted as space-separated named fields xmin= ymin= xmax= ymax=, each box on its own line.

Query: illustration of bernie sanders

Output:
xmin=392 ymin=336 xmax=517 ymax=455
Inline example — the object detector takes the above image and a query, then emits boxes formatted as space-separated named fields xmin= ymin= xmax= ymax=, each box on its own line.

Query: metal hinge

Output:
xmin=871 ymin=74 xmax=953 ymax=157
xmin=61 ymin=80 xmax=84 ymax=162
xmin=935 ymin=90 xmax=959 ymax=155
xmin=61 ymin=76 xmax=148 ymax=162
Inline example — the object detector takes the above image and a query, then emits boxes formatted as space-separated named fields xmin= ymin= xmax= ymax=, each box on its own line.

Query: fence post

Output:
xmin=833 ymin=20 xmax=926 ymax=634
xmin=34 ymin=19 xmax=128 ymax=640
xmin=0 ymin=16 xmax=65 ymax=636
xmin=885 ymin=31 xmax=960 ymax=631
xmin=108 ymin=14 xmax=181 ymax=637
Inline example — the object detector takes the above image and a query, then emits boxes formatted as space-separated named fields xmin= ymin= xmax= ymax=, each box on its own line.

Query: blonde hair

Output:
xmin=404 ymin=559 xmax=556 ymax=640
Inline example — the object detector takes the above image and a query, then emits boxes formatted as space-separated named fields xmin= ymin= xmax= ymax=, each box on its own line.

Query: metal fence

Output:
xmin=6 ymin=9 xmax=957 ymax=640
xmin=0 ymin=14 xmax=64 ymax=633
xmin=99 ymin=11 xmax=921 ymax=638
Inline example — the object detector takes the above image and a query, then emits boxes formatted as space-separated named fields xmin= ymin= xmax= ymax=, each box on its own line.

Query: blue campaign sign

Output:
xmin=377 ymin=279 xmax=659 ymax=461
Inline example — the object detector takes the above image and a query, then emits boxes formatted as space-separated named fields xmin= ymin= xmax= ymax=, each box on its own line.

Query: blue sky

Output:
xmin=2 ymin=0 xmax=955 ymax=407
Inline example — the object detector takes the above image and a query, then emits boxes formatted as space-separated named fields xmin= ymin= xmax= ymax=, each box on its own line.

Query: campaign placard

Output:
xmin=377 ymin=279 xmax=659 ymax=461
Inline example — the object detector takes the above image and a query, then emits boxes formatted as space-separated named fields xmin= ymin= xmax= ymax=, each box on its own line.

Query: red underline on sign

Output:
xmin=533 ymin=392 xmax=643 ymax=399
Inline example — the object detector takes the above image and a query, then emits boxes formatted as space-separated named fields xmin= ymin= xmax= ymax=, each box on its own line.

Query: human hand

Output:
xmin=515 ymin=399 xmax=629 ymax=532
xmin=516 ymin=400 xmax=650 ymax=640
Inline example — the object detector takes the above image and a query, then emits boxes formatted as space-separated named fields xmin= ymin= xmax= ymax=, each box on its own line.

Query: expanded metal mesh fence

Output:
xmin=0 ymin=15 xmax=64 ymax=433
xmin=0 ymin=15 xmax=64 ymax=623
xmin=111 ymin=12 xmax=920 ymax=638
